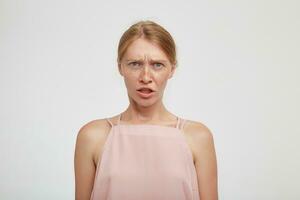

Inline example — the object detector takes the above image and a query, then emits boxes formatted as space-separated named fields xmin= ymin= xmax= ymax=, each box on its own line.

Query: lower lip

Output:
xmin=137 ymin=90 xmax=155 ymax=98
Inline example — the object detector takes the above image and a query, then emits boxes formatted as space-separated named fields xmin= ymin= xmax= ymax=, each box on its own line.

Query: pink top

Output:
xmin=90 ymin=114 xmax=200 ymax=200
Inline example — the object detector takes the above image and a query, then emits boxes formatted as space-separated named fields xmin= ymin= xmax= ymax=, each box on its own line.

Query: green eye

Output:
xmin=154 ymin=63 xmax=163 ymax=68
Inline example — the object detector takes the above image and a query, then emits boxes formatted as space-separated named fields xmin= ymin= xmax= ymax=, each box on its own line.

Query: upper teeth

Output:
xmin=140 ymin=89 xmax=151 ymax=92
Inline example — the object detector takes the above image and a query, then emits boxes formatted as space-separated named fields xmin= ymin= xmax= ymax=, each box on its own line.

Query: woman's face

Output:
xmin=118 ymin=38 xmax=176 ymax=107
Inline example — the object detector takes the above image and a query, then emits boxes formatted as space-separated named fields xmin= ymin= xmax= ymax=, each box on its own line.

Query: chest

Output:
xmin=93 ymin=130 xmax=195 ymax=168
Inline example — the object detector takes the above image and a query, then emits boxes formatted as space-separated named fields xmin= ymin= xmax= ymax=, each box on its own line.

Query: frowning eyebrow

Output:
xmin=125 ymin=59 xmax=168 ymax=64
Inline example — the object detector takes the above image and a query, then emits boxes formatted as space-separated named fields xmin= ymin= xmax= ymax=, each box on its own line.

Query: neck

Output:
xmin=122 ymin=99 xmax=175 ymax=124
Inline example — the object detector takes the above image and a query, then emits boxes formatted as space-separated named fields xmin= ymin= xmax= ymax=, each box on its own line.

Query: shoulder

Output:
xmin=183 ymin=119 xmax=215 ymax=163
xmin=75 ymin=118 xmax=113 ymax=165
xmin=183 ymin=120 xmax=218 ymax=198
xmin=74 ymin=118 xmax=114 ymax=199
xmin=76 ymin=118 xmax=110 ymax=143
xmin=183 ymin=119 xmax=214 ymax=142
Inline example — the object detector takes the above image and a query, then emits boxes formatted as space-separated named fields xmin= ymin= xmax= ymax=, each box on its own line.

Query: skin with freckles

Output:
xmin=74 ymin=37 xmax=218 ymax=200
xmin=117 ymin=38 xmax=177 ymax=122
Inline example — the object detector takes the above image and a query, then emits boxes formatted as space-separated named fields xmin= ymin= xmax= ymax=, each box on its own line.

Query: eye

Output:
xmin=129 ymin=62 xmax=138 ymax=66
xmin=153 ymin=63 xmax=163 ymax=68
xmin=128 ymin=62 xmax=141 ymax=68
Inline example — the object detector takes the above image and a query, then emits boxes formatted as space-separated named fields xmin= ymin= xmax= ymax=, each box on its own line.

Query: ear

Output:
xmin=118 ymin=62 xmax=124 ymax=76
xmin=168 ymin=64 xmax=176 ymax=79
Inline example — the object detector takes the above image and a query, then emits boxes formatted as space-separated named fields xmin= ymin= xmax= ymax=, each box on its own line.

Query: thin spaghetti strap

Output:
xmin=175 ymin=116 xmax=180 ymax=129
xmin=179 ymin=118 xmax=186 ymax=130
xmin=117 ymin=113 xmax=122 ymax=125
xmin=106 ymin=118 xmax=114 ymax=127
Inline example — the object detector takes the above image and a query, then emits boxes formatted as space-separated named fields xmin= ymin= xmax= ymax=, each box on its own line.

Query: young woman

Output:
xmin=74 ymin=20 xmax=218 ymax=200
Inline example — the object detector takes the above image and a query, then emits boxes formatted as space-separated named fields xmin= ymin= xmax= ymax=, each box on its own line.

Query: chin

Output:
xmin=137 ymin=98 xmax=155 ymax=106
xmin=130 ymin=96 xmax=156 ymax=107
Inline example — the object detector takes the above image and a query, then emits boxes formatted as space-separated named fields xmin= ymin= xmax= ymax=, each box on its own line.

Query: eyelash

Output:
xmin=154 ymin=63 xmax=163 ymax=67
xmin=128 ymin=62 xmax=139 ymax=67
xmin=129 ymin=62 xmax=164 ymax=68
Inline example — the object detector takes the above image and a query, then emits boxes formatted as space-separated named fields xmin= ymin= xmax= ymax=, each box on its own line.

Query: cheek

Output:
xmin=123 ymin=75 xmax=138 ymax=90
xmin=154 ymin=74 xmax=170 ymax=87
xmin=124 ymin=78 xmax=134 ymax=89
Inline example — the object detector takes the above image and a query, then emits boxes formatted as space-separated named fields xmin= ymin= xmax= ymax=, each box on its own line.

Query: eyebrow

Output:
xmin=125 ymin=59 xmax=168 ymax=64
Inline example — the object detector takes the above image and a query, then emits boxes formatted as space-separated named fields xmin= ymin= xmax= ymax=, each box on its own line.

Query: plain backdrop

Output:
xmin=1 ymin=0 xmax=299 ymax=199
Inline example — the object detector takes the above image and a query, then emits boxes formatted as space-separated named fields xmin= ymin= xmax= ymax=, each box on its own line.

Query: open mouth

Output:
xmin=136 ymin=88 xmax=155 ymax=98
xmin=137 ymin=88 xmax=153 ymax=93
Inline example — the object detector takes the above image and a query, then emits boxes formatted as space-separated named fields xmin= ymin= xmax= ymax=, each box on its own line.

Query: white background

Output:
xmin=1 ymin=0 xmax=299 ymax=199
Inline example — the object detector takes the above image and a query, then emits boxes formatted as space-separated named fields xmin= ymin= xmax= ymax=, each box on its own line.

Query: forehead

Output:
xmin=123 ymin=38 xmax=169 ymax=61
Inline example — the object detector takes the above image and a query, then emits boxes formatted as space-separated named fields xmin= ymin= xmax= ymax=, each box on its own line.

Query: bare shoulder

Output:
xmin=76 ymin=118 xmax=110 ymax=145
xmin=74 ymin=118 xmax=114 ymax=199
xmin=75 ymin=118 xmax=112 ymax=166
xmin=183 ymin=119 xmax=215 ymax=163
xmin=184 ymin=119 xmax=214 ymax=141
xmin=183 ymin=119 xmax=218 ymax=198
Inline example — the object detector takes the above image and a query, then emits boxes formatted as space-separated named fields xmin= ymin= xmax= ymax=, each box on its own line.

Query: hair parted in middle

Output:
xmin=117 ymin=20 xmax=177 ymax=67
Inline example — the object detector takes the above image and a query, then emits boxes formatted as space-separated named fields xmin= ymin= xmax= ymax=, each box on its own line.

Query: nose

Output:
xmin=139 ymin=65 xmax=152 ymax=83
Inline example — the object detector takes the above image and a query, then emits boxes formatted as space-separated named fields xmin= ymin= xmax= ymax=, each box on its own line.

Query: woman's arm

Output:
xmin=191 ymin=122 xmax=218 ymax=200
xmin=74 ymin=122 xmax=99 ymax=200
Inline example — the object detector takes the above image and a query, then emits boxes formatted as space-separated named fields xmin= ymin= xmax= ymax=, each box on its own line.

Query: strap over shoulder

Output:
xmin=106 ymin=118 xmax=114 ymax=127
xmin=179 ymin=118 xmax=187 ymax=130
xmin=106 ymin=114 xmax=122 ymax=127
xmin=176 ymin=116 xmax=186 ymax=130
